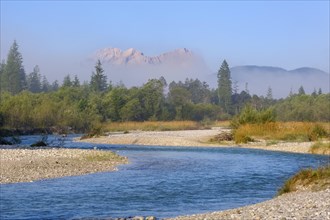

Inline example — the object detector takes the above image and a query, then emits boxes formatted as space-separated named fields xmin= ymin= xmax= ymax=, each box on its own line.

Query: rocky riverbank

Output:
xmin=0 ymin=148 xmax=128 ymax=184
xmin=166 ymin=188 xmax=330 ymax=220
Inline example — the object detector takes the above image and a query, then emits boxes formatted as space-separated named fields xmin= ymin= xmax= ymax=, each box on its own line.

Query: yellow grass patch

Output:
xmin=234 ymin=122 xmax=329 ymax=143
xmin=103 ymin=121 xmax=202 ymax=132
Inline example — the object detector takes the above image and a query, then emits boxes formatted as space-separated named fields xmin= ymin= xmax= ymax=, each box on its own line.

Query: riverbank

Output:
xmin=0 ymin=148 xmax=128 ymax=184
xmin=78 ymin=128 xmax=327 ymax=154
xmin=166 ymin=188 xmax=330 ymax=220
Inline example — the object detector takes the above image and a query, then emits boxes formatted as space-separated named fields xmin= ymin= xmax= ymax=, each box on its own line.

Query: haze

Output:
xmin=1 ymin=1 xmax=329 ymax=96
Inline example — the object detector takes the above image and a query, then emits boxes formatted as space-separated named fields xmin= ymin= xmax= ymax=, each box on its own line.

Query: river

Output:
xmin=0 ymin=135 xmax=328 ymax=219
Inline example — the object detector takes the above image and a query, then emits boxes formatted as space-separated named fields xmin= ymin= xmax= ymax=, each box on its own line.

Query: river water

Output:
xmin=0 ymin=135 xmax=329 ymax=219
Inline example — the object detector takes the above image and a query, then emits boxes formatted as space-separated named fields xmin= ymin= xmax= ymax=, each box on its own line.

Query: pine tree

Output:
xmin=27 ymin=65 xmax=42 ymax=93
xmin=1 ymin=40 xmax=26 ymax=94
xmin=52 ymin=80 xmax=59 ymax=91
xmin=298 ymin=86 xmax=305 ymax=95
xmin=90 ymin=60 xmax=107 ymax=92
xmin=62 ymin=74 xmax=72 ymax=87
xmin=41 ymin=75 xmax=51 ymax=92
xmin=217 ymin=60 xmax=232 ymax=113
xmin=73 ymin=75 xmax=80 ymax=87
xmin=266 ymin=86 xmax=273 ymax=100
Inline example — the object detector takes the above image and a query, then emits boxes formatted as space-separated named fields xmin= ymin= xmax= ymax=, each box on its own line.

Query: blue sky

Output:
xmin=1 ymin=1 xmax=329 ymax=82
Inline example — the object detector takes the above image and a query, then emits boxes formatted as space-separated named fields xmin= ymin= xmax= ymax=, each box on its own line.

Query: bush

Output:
xmin=231 ymin=105 xmax=275 ymax=129
xmin=234 ymin=133 xmax=254 ymax=144
xmin=277 ymin=165 xmax=330 ymax=196
xmin=308 ymin=124 xmax=328 ymax=141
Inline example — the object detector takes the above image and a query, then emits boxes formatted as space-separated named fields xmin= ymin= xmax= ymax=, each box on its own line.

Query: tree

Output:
xmin=140 ymin=79 xmax=166 ymax=120
xmin=168 ymin=82 xmax=191 ymax=120
xmin=1 ymin=40 xmax=26 ymax=94
xmin=266 ymin=86 xmax=273 ymax=100
xmin=318 ymin=88 xmax=322 ymax=95
xmin=62 ymin=74 xmax=72 ymax=87
xmin=0 ymin=60 xmax=5 ymax=93
xmin=27 ymin=65 xmax=42 ymax=93
xmin=298 ymin=86 xmax=305 ymax=95
xmin=73 ymin=75 xmax=80 ymax=87
xmin=41 ymin=76 xmax=51 ymax=92
xmin=52 ymin=80 xmax=59 ymax=91
xmin=90 ymin=60 xmax=107 ymax=92
xmin=217 ymin=60 xmax=232 ymax=113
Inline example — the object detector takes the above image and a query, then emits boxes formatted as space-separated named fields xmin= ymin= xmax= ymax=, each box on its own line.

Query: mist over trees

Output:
xmin=0 ymin=41 xmax=329 ymax=132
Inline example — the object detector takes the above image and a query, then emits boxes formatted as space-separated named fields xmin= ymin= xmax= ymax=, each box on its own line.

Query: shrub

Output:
xmin=308 ymin=124 xmax=328 ymax=141
xmin=277 ymin=165 xmax=330 ymax=196
xmin=231 ymin=105 xmax=275 ymax=129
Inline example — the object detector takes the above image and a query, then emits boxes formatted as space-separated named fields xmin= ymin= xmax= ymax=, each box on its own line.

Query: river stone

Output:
xmin=132 ymin=217 xmax=144 ymax=220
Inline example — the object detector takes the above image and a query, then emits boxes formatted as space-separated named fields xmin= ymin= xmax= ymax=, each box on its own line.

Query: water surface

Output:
xmin=0 ymin=136 xmax=328 ymax=219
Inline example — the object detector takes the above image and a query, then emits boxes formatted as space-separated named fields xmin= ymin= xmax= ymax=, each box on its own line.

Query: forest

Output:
xmin=0 ymin=41 xmax=329 ymax=133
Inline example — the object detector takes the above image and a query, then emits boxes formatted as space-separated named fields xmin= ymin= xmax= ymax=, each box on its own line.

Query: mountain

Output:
xmin=91 ymin=47 xmax=210 ymax=86
xmin=206 ymin=65 xmax=329 ymax=98
xmin=94 ymin=47 xmax=195 ymax=66
xmin=90 ymin=48 xmax=329 ymax=98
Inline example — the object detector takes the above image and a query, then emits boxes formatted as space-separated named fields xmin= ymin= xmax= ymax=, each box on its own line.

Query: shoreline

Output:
xmin=166 ymin=188 xmax=330 ymax=220
xmin=78 ymin=128 xmax=326 ymax=155
xmin=0 ymin=148 xmax=128 ymax=184
xmin=2 ymin=130 xmax=329 ymax=219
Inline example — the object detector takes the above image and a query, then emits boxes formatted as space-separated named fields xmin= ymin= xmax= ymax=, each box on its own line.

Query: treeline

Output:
xmin=0 ymin=41 xmax=329 ymax=132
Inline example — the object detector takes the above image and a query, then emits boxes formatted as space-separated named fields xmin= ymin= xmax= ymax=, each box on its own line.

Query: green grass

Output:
xmin=277 ymin=165 xmax=330 ymax=196
xmin=309 ymin=142 xmax=330 ymax=155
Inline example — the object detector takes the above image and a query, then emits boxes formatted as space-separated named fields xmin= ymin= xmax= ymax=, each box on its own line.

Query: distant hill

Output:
xmin=89 ymin=47 xmax=329 ymax=98
xmin=206 ymin=65 xmax=329 ymax=98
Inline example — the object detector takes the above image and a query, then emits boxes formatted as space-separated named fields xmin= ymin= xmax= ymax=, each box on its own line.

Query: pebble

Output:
xmin=166 ymin=188 xmax=330 ymax=220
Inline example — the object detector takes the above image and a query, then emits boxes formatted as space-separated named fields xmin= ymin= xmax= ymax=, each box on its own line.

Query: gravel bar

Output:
xmin=0 ymin=148 xmax=128 ymax=184
xmin=166 ymin=188 xmax=330 ymax=220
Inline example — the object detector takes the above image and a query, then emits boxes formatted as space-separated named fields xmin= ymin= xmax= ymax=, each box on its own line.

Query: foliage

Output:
xmin=0 ymin=40 xmax=26 ymax=94
xmin=277 ymin=165 xmax=330 ymax=196
xmin=231 ymin=105 xmax=275 ymax=129
xmin=0 ymin=41 xmax=329 ymax=134
xmin=275 ymin=94 xmax=330 ymax=122
xmin=217 ymin=60 xmax=232 ymax=113
xmin=90 ymin=60 xmax=108 ymax=92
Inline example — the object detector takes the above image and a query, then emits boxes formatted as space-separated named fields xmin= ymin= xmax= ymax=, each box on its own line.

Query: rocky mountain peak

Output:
xmin=93 ymin=47 xmax=195 ymax=65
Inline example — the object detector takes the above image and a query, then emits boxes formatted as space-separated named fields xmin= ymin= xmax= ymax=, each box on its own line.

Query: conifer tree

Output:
xmin=27 ymin=65 xmax=42 ymax=93
xmin=90 ymin=60 xmax=107 ymax=92
xmin=62 ymin=74 xmax=72 ymax=87
xmin=298 ymin=86 xmax=305 ymax=95
xmin=217 ymin=60 xmax=232 ymax=113
xmin=1 ymin=40 xmax=26 ymax=94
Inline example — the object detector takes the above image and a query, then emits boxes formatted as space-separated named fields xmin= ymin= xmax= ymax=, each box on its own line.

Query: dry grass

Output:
xmin=234 ymin=122 xmax=329 ymax=143
xmin=102 ymin=121 xmax=203 ymax=132
xmin=277 ymin=165 xmax=330 ymax=196
xmin=309 ymin=142 xmax=330 ymax=155
xmin=212 ymin=120 xmax=231 ymax=128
